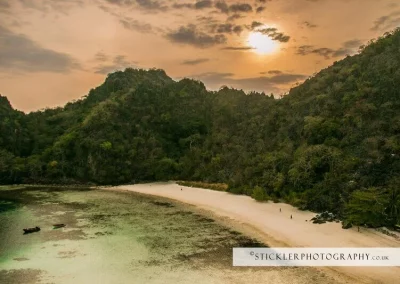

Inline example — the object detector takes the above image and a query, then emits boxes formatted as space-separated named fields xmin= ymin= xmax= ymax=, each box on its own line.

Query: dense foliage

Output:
xmin=1 ymin=29 xmax=400 ymax=227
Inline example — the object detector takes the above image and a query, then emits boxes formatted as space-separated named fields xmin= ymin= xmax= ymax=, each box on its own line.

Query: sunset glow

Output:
xmin=248 ymin=32 xmax=279 ymax=55
xmin=0 ymin=0 xmax=396 ymax=111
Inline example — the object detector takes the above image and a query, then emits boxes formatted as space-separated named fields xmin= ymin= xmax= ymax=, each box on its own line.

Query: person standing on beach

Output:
xmin=280 ymin=208 xmax=281 ymax=212
xmin=290 ymin=215 xmax=292 ymax=219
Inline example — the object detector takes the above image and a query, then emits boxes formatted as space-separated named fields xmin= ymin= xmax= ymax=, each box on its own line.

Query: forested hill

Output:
xmin=1 ymin=29 xmax=399 ymax=228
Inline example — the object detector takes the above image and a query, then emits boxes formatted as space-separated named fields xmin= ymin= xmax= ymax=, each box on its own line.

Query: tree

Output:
xmin=251 ymin=186 xmax=268 ymax=201
xmin=346 ymin=188 xmax=386 ymax=227
xmin=385 ymin=178 xmax=400 ymax=226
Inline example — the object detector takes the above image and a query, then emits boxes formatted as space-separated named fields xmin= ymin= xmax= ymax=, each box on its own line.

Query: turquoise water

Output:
xmin=0 ymin=187 xmax=337 ymax=284
xmin=0 ymin=187 xmax=263 ymax=283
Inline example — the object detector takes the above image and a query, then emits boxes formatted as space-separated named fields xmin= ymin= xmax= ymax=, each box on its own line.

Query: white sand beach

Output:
xmin=110 ymin=182 xmax=400 ymax=284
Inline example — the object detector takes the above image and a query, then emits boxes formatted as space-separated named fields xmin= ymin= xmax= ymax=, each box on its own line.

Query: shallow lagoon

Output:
xmin=0 ymin=187 xmax=336 ymax=284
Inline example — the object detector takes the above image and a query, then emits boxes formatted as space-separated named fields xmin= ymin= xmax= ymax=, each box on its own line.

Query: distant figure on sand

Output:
xmin=181 ymin=188 xmax=182 ymax=191
xmin=280 ymin=208 xmax=281 ymax=212
xmin=290 ymin=215 xmax=292 ymax=219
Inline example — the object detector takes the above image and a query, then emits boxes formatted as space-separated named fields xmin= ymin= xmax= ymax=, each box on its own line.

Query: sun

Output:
xmin=248 ymin=32 xmax=278 ymax=55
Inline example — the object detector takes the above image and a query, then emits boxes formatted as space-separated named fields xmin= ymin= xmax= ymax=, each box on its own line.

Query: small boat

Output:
xmin=53 ymin=224 xmax=66 ymax=229
xmin=23 ymin=227 xmax=40 ymax=234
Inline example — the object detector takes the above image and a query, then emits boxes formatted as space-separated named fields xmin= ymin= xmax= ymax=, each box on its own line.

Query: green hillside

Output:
xmin=1 ymin=29 xmax=399 ymax=228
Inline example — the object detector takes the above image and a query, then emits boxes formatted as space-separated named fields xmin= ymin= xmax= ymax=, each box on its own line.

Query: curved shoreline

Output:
xmin=108 ymin=182 xmax=400 ymax=284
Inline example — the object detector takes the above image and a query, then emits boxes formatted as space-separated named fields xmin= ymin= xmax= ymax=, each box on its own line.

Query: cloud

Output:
xmin=0 ymin=25 xmax=80 ymax=73
xmin=330 ymin=40 xmax=363 ymax=57
xmin=297 ymin=46 xmax=334 ymax=59
xmin=113 ymin=55 xmax=131 ymax=65
xmin=342 ymin=39 xmax=362 ymax=49
xmin=227 ymin=14 xmax=244 ymax=21
xmin=15 ymin=0 xmax=84 ymax=15
xmin=94 ymin=54 xmax=137 ymax=74
xmin=181 ymin=58 xmax=210 ymax=65
xmin=136 ymin=0 xmax=167 ymax=11
xmin=173 ymin=0 xmax=213 ymax=10
xmin=0 ymin=0 xmax=10 ymax=9
xmin=210 ymin=23 xmax=233 ymax=33
xmin=256 ymin=6 xmax=265 ymax=13
xmin=166 ymin=24 xmax=227 ymax=48
xmin=248 ymin=22 xmax=291 ymax=43
xmin=94 ymin=52 xmax=109 ymax=62
xmin=172 ymin=3 xmax=193 ymax=9
xmin=233 ymin=25 xmax=243 ymax=35
xmin=196 ymin=16 xmax=219 ymax=24
xmin=229 ymin=3 xmax=252 ymax=13
xmin=214 ymin=1 xmax=253 ymax=13
xmin=302 ymin=21 xmax=317 ymax=28
xmin=95 ymin=66 xmax=121 ymax=75
xmin=258 ymin=28 xmax=291 ymax=42
xmin=215 ymin=1 xmax=229 ymax=13
xmin=191 ymin=71 xmax=307 ymax=93
xmin=104 ymin=0 xmax=167 ymax=11
xmin=296 ymin=39 xmax=363 ymax=59
xmin=99 ymin=3 xmax=156 ymax=32
xmin=119 ymin=17 xmax=153 ymax=33
xmin=222 ymin=46 xmax=254 ymax=50
xmin=195 ymin=0 xmax=212 ymax=9
xmin=371 ymin=10 xmax=400 ymax=31
xmin=0 ymin=0 xmax=10 ymax=14
xmin=260 ymin=70 xmax=283 ymax=75
xmin=104 ymin=0 xmax=126 ymax=4
xmin=209 ymin=23 xmax=243 ymax=35
xmin=331 ymin=48 xmax=353 ymax=57
xmin=250 ymin=21 xmax=264 ymax=29
xmin=297 ymin=45 xmax=354 ymax=59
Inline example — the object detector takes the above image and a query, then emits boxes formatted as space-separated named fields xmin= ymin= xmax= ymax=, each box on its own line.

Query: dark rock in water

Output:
xmin=53 ymin=224 xmax=66 ymax=229
xmin=151 ymin=201 xmax=174 ymax=208
xmin=23 ymin=227 xmax=40 ymax=234
xmin=341 ymin=221 xmax=352 ymax=229
xmin=13 ymin=257 xmax=29 ymax=261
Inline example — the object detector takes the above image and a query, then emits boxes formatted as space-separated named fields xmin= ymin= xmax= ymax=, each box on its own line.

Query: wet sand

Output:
xmin=111 ymin=182 xmax=400 ymax=284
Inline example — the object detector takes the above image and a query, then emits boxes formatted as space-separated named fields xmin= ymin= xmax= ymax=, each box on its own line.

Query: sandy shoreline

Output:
xmin=108 ymin=182 xmax=400 ymax=284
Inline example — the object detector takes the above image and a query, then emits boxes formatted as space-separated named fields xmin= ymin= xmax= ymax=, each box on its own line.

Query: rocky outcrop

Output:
xmin=341 ymin=221 xmax=353 ymax=229
xmin=310 ymin=211 xmax=338 ymax=224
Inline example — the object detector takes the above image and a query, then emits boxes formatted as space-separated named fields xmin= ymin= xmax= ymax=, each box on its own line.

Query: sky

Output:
xmin=0 ymin=0 xmax=399 ymax=112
